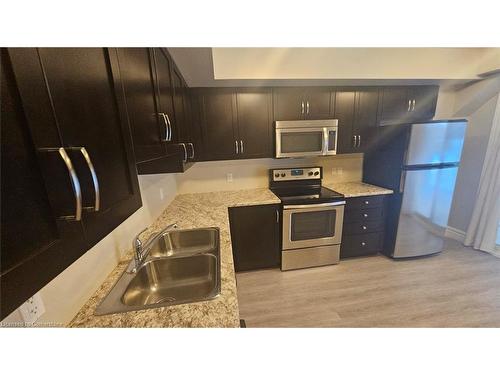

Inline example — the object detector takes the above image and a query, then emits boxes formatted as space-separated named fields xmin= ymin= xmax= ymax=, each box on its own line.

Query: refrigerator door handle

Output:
xmin=399 ymin=170 xmax=406 ymax=193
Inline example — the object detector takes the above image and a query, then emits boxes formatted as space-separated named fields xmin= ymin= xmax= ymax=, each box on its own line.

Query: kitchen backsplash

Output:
xmin=175 ymin=154 xmax=363 ymax=194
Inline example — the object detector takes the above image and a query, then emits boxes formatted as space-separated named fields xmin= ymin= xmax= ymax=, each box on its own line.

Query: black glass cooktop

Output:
xmin=270 ymin=186 xmax=344 ymax=205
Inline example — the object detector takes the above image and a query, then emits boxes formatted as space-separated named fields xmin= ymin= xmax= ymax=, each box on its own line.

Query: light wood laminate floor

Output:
xmin=236 ymin=239 xmax=500 ymax=327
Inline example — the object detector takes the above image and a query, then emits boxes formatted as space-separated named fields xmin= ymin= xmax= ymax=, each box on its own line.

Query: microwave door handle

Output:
xmin=323 ymin=128 xmax=329 ymax=155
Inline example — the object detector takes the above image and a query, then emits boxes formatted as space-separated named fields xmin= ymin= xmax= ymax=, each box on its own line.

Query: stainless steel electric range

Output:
xmin=269 ymin=167 xmax=346 ymax=271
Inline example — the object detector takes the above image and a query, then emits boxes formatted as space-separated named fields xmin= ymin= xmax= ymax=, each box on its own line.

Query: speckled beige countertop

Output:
xmin=324 ymin=181 xmax=393 ymax=198
xmin=69 ymin=188 xmax=280 ymax=328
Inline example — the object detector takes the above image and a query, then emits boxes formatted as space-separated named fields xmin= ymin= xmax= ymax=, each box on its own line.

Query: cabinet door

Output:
xmin=379 ymin=87 xmax=411 ymax=125
xmin=152 ymin=48 xmax=176 ymax=143
xmin=196 ymin=88 xmax=238 ymax=160
xmin=1 ymin=49 xmax=87 ymax=319
xmin=353 ymin=88 xmax=380 ymax=153
xmin=22 ymin=48 xmax=141 ymax=248
xmin=236 ymin=88 xmax=273 ymax=159
xmin=273 ymin=88 xmax=305 ymax=120
xmin=305 ymin=87 xmax=333 ymax=119
xmin=334 ymin=91 xmax=356 ymax=153
xmin=171 ymin=67 xmax=189 ymax=143
xmin=116 ymin=48 xmax=167 ymax=163
xmin=409 ymin=86 xmax=439 ymax=121
xmin=229 ymin=204 xmax=280 ymax=272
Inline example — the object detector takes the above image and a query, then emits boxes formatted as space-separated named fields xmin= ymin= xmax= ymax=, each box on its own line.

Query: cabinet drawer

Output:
xmin=344 ymin=207 xmax=384 ymax=223
xmin=341 ymin=232 xmax=383 ymax=258
xmin=343 ymin=219 xmax=385 ymax=235
xmin=346 ymin=195 xmax=385 ymax=210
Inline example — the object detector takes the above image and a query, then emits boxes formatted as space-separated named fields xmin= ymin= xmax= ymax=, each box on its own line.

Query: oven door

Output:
xmin=276 ymin=127 xmax=326 ymax=158
xmin=282 ymin=201 xmax=345 ymax=250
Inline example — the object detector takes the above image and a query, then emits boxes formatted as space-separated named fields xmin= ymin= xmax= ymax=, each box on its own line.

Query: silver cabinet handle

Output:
xmin=411 ymin=99 xmax=416 ymax=112
xmin=361 ymin=242 xmax=366 ymax=246
xmin=40 ymin=147 xmax=82 ymax=221
xmin=358 ymin=135 xmax=361 ymax=148
xmin=181 ymin=143 xmax=188 ymax=162
xmin=301 ymin=101 xmax=305 ymax=114
xmin=240 ymin=140 xmax=244 ymax=154
xmin=407 ymin=99 xmax=412 ymax=112
xmin=165 ymin=113 xmax=172 ymax=141
xmin=72 ymin=147 xmax=100 ymax=212
xmin=365 ymin=200 xmax=369 ymax=205
xmin=362 ymin=225 xmax=367 ymax=230
xmin=306 ymin=101 xmax=310 ymax=114
xmin=159 ymin=113 xmax=169 ymax=141
xmin=187 ymin=142 xmax=195 ymax=159
xmin=235 ymin=140 xmax=239 ymax=154
xmin=352 ymin=135 xmax=357 ymax=147
xmin=276 ymin=209 xmax=279 ymax=223
xmin=363 ymin=213 xmax=368 ymax=218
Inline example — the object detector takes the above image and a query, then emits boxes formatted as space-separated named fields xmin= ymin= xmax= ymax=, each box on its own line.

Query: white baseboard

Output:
xmin=445 ymin=226 xmax=466 ymax=242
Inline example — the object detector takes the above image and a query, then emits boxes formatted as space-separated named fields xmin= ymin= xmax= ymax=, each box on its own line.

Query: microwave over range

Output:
xmin=275 ymin=119 xmax=338 ymax=158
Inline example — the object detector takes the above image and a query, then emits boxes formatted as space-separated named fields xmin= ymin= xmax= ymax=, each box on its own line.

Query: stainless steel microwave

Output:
xmin=275 ymin=119 xmax=338 ymax=158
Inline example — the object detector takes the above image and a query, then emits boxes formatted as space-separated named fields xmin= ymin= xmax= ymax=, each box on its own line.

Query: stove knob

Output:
xmin=274 ymin=173 xmax=280 ymax=178
xmin=281 ymin=173 xmax=286 ymax=177
xmin=308 ymin=171 xmax=314 ymax=176
xmin=314 ymin=171 xmax=320 ymax=176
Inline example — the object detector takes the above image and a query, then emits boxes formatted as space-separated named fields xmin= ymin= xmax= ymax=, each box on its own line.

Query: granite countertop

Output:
xmin=324 ymin=181 xmax=393 ymax=198
xmin=69 ymin=188 xmax=280 ymax=328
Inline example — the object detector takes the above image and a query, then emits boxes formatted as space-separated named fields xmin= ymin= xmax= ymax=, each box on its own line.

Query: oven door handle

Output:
xmin=283 ymin=201 xmax=346 ymax=210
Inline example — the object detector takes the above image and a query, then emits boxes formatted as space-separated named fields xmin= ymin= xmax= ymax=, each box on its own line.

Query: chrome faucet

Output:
xmin=129 ymin=223 xmax=178 ymax=273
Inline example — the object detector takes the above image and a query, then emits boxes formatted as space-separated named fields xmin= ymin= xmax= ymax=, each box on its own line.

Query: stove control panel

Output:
xmin=271 ymin=167 xmax=322 ymax=181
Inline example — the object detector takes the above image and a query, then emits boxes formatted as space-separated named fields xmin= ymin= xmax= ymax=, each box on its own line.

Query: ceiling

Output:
xmin=168 ymin=48 xmax=500 ymax=88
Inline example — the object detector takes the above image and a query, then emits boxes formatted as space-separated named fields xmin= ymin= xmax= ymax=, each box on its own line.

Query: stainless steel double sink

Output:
xmin=94 ymin=227 xmax=221 ymax=315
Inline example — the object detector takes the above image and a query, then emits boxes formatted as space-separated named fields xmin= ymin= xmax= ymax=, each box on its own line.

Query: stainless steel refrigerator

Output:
xmin=363 ymin=120 xmax=467 ymax=258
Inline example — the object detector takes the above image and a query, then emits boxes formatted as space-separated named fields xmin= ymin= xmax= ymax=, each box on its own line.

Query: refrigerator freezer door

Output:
xmin=406 ymin=121 xmax=466 ymax=166
xmin=393 ymin=166 xmax=459 ymax=258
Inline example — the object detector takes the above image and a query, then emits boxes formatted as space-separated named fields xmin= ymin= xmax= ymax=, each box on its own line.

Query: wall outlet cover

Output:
xmin=19 ymin=292 xmax=45 ymax=324
xmin=226 ymin=173 xmax=233 ymax=183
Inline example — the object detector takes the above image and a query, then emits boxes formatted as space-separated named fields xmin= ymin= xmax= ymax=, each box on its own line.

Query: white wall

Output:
xmin=2 ymin=174 xmax=178 ymax=326
xmin=212 ymin=48 xmax=493 ymax=80
xmin=448 ymin=94 xmax=499 ymax=232
xmin=176 ymin=154 xmax=363 ymax=194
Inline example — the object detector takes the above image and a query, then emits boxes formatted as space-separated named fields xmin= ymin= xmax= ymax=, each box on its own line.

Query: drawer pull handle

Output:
xmin=363 ymin=213 xmax=368 ymax=218
xmin=362 ymin=225 xmax=367 ymax=230
xmin=365 ymin=200 xmax=369 ymax=205
xmin=361 ymin=242 xmax=366 ymax=246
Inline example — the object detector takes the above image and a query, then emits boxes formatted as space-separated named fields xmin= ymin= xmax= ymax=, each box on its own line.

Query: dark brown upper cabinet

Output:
xmin=193 ymin=88 xmax=238 ymax=160
xmin=273 ymin=87 xmax=333 ymax=121
xmin=379 ymin=86 xmax=439 ymax=125
xmin=334 ymin=90 xmax=356 ymax=154
xmin=353 ymin=88 xmax=380 ymax=153
xmin=116 ymin=48 xmax=167 ymax=163
xmin=116 ymin=48 xmax=194 ymax=174
xmin=235 ymin=88 xmax=273 ymax=159
xmin=192 ymin=87 xmax=273 ymax=161
xmin=1 ymin=48 xmax=141 ymax=319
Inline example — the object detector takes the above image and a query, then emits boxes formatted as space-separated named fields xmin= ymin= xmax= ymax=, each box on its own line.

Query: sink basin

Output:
xmin=149 ymin=228 xmax=218 ymax=258
xmin=94 ymin=227 xmax=220 ymax=316
xmin=122 ymin=254 xmax=218 ymax=307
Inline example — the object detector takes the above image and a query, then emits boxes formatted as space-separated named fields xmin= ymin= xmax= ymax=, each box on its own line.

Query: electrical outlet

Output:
xmin=226 ymin=173 xmax=233 ymax=183
xmin=19 ymin=292 xmax=45 ymax=324
xmin=159 ymin=187 xmax=164 ymax=201
xmin=337 ymin=167 xmax=344 ymax=175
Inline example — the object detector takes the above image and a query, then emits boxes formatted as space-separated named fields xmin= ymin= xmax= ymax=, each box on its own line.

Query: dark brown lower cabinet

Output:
xmin=228 ymin=204 xmax=280 ymax=272
xmin=340 ymin=195 xmax=388 ymax=258
xmin=1 ymin=48 xmax=141 ymax=319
